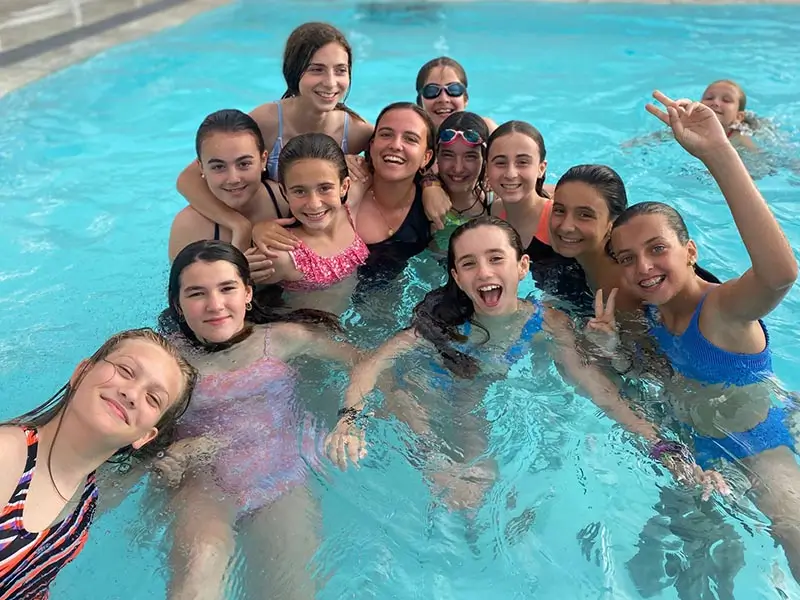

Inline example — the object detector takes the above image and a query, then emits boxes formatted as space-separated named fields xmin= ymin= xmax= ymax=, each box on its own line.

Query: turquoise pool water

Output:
xmin=1 ymin=1 xmax=800 ymax=598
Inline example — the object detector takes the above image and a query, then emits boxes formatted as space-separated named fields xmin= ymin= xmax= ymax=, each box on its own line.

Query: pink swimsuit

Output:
xmin=178 ymin=330 xmax=324 ymax=514
xmin=282 ymin=207 xmax=369 ymax=292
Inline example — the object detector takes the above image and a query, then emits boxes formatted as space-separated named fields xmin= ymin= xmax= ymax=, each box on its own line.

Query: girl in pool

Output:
xmin=0 ymin=329 xmax=196 ymax=599
xmin=486 ymin=121 xmax=558 ymax=260
xmin=251 ymin=102 xmax=439 ymax=283
xmin=623 ymin=80 xmax=758 ymax=152
xmin=251 ymin=132 xmax=368 ymax=314
xmin=324 ymin=216 xmax=725 ymax=509
xmin=435 ymin=111 xmax=492 ymax=227
xmin=176 ymin=22 xmax=373 ymax=251
xmin=168 ymin=109 xmax=289 ymax=261
xmin=159 ymin=240 xmax=359 ymax=600
xmin=415 ymin=57 xmax=498 ymax=134
xmin=608 ymin=91 xmax=800 ymax=580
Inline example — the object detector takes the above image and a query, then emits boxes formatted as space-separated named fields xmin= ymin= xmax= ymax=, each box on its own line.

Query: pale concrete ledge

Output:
xmin=0 ymin=0 xmax=232 ymax=96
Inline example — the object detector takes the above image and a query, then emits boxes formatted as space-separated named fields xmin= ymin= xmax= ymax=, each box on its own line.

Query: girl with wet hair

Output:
xmin=415 ymin=56 xmax=498 ymax=134
xmin=168 ymin=109 xmax=289 ymax=261
xmin=175 ymin=22 xmax=374 ymax=252
xmin=158 ymin=239 xmax=360 ymax=600
xmin=324 ymin=216 xmax=723 ymax=511
xmin=608 ymin=91 xmax=800 ymax=581
xmin=0 ymin=329 xmax=197 ymax=598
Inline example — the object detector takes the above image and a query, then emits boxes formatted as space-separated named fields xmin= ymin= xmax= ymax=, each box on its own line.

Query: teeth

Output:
xmin=383 ymin=155 xmax=405 ymax=164
xmin=558 ymin=236 xmax=581 ymax=243
xmin=434 ymin=108 xmax=453 ymax=115
xmin=501 ymin=183 xmax=521 ymax=189
xmin=478 ymin=285 xmax=501 ymax=291
xmin=640 ymin=275 xmax=665 ymax=288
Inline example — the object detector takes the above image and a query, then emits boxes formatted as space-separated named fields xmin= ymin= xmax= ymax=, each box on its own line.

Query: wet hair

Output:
xmin=486 ymin=120 xmax=549 ymax=198
xmin=411 ymin=216 xmax=523 ymax=379
xmin=611 ymin=201 xmax=689 ymax=245
xmin=195 ymin=109 xmax=265 ymax=159
xmin=281 ymin=22 xmax=365 ymax=122
xmin=159 ymin=240 xmax=342 ymax=351
xmin=3 ymin=328 xmax=198 ymax=496
xmin=415 ymin=56 xmax=469 ymax=106
xmin=366 ymin=102 xmax=436 ymax=179
xmin=555 ymin=165 xmax=628 ymax=221
xmin=437 ymin=111 xmax=489 ymax=205
xmin=610 ymin=202 xmax=720 ymax=283
xmin=277 ymin=132 xmax=349 ymax=202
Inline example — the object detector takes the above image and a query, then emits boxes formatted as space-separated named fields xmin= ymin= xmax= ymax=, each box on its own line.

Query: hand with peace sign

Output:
xmin=584 ymin=288 xmax=620 ymax=358
xmin=646 ymin=90 xmax=731 ymax=160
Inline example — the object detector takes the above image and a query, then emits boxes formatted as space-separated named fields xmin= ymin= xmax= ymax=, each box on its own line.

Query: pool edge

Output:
xmin=0 ymin=0 xmax=233 ymax=97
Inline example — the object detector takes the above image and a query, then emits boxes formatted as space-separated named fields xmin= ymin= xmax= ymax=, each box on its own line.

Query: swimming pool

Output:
xmin=1 ymin=0 xmax=800 ymax=597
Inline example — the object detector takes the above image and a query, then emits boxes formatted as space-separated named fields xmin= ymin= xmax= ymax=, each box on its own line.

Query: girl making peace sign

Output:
xmin=607 ymin=90 xmax=800 ymax=581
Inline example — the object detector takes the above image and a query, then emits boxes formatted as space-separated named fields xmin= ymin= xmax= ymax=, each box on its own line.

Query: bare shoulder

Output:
xmin=249 ymin=101 xmax=280 ymax=144
xmin=482 ymin=115 xmax=499 ymax=134
xmin=348 ymin=116 xmax=375 ymax=154
xmin=169 ymin=206 xmax=225 ymax=260
xmin=0 ymin=426 xmax=28 ymax=506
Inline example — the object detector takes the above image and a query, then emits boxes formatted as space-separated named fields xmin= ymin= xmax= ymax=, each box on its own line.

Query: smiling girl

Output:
xmin=176 ymin=22 xmax=373 ymax=251
xmin=0 ymin=330 xmax=196 ymax=599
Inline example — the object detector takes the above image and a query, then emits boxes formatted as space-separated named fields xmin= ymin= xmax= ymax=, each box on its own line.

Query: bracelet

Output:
xmin=649 ymin=439 xmax=691 ymax=462
xmin=337 ymin=406 xmax=363 ymax=425
xmin=420 ymin=172 xmax=441 ymax=188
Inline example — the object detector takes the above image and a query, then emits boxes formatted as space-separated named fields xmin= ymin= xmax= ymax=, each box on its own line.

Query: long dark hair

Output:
xmin=281 ymin=22 xmax=365 ymax=123
xmin=415 ymin=56 xmax=469 ymax=106
xmin=486 ymin=120 xmax=549 ymax=198
xmin=365 ymin=102 xmax=436 ymax=181
xmin=437 ymin=111 xmax=489 ymax=208
xmin=159 ymin=240 xmax=342 ymax=351
xmin=2 ymin=328 xmax=198 ymax=495
xmin=411 ymin=216 xmax=524 ymax=379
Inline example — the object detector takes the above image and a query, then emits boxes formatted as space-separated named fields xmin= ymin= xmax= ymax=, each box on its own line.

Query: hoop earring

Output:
xmin=246 ymin=301 xmax=253 ymax=311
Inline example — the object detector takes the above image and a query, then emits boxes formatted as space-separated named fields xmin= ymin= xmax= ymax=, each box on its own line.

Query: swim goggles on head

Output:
xmin=438 ymin=128 xmax=484 ymax=146
xmin=420 ymin=82 xmax=466 ymax=100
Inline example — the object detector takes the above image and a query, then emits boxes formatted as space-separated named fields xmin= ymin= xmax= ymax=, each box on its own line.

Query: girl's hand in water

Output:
xmin=324 ymin=412 xmax=368 ymax=471
xmin=646 ymin=90 xmax=730 ymax=160
xmin=345 ymin=154 xmax=371 ymax=185
xmin=152 ymin=435 xmax=227 ymax=487
xmin=244 ymin=247 xmax=274 ymax=284
xmin=585 ymin=288 xmax=620 ymax=357
xmin=651 ymin=440 xmax=732 ymax=501
xmin=252 ymin=217 xmax=300 ymax=257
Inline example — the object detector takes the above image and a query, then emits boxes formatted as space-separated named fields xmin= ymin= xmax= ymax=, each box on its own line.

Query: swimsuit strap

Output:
xmin=341 ymin=112 xmax=350 ymax=154
xmin=265 ymin=182 xmax=284 ymax=219
xmin=460 ymin=301 xmax=544 ymax=365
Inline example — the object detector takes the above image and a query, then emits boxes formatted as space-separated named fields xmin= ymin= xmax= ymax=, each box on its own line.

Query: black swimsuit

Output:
xmin=212 ymin=183 xmax=284 ymax=241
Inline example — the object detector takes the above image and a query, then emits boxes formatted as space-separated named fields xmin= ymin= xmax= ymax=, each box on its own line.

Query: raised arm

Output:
xmin=648 ymin=90 xmax=797 ymax=323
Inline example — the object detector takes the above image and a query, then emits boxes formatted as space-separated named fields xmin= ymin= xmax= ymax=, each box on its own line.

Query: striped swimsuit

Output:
xmin=0 ymin=428 xmax=98 ymax=600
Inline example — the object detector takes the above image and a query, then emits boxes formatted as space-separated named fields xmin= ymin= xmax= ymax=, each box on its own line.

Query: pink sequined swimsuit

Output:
xmin=281 ymin=207 xmax=369 ymax=292
xmin=178 ymin=330 xmax=324 ymax=514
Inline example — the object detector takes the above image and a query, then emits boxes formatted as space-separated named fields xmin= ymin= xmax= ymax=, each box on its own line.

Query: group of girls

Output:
xmin=2 ymin=19 xmax=799 ymax=600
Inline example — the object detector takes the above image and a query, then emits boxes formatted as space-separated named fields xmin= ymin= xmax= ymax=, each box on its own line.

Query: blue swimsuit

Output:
xmin=428 ymin=301 xmax=545 ymax=385
xmin=646 ymin=295 xmax=794 ymax=468
xmin=266 ymin=103 xmax=350 ymax=181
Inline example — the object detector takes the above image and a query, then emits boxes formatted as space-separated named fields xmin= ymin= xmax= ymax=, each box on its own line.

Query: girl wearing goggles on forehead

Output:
xmin=434 ymin=112 xmax=493 ymax=230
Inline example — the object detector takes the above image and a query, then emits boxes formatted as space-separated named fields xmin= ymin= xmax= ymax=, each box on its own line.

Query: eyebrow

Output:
xmin=183 ymin=279 xmax=239 ymax=293
xmin=308 ymin=61 xmax=348 ymax=68
xmin=615 ymin=236 xmax=666 ymax=254
xmin=457 ymin=248 xmax=506 ymax=261
xmin=207 ymin=154 xmax=254 ymax=164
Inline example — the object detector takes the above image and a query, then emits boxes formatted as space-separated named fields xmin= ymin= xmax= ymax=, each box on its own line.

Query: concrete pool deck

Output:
xmin=1 ymin=0 xmax=799 ymax=96
xmin=0 ymin=0 xmax=233 ymax=96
